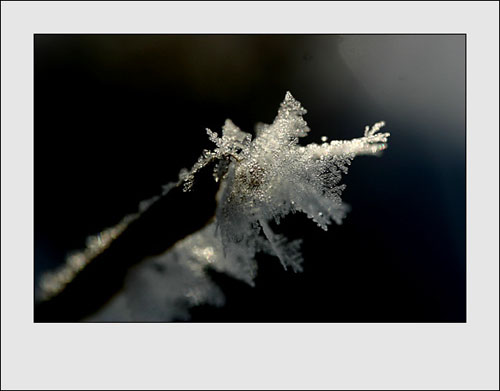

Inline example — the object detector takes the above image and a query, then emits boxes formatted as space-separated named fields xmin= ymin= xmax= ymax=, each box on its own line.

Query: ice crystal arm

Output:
xmin=301 ymin=121 xmax=389 ymax=159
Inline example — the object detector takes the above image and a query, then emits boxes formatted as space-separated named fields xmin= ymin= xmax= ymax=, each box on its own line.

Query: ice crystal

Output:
xmin=181 ymin=91 xmax=389 ymax=272
xmin=43 ymin=92 xmax=390 ymax=321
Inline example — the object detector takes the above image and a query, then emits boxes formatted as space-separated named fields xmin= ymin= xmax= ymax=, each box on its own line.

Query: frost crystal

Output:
xmin=48 ymin=92 xmax=390 ymax=321
xmin=181 ymin=91 xmax=389 ymax=273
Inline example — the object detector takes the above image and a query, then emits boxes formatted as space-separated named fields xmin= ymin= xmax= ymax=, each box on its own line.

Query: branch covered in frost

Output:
xmin=40 ymin=91 xmax=390 ymax=321
xmin=91 ymin=91 xmax=389 ymax=321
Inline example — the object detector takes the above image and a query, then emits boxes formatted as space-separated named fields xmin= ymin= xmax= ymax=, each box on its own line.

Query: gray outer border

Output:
xmin=1 ymin=2 xmax=498 ymax=390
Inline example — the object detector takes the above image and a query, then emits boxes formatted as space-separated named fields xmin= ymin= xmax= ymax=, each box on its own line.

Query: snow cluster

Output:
xmin=181 ymin=91 xmax=389 ymax=273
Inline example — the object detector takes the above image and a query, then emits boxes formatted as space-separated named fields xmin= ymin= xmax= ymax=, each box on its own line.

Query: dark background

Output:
xmin=34 ymin=35 xmax=465 ymax=322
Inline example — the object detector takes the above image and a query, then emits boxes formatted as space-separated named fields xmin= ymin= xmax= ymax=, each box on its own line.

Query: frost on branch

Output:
xmin=88 ymin=92 xmax=390 ymax=321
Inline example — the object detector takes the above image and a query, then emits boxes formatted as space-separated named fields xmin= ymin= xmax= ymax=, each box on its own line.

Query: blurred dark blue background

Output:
xmin=35 ymin=35 xmax=465 ymax=322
